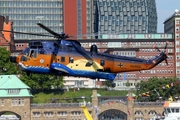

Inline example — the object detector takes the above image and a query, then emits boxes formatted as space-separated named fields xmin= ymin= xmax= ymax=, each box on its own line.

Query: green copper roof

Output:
xmin=0 ymin=75 xmax=32 ymax=98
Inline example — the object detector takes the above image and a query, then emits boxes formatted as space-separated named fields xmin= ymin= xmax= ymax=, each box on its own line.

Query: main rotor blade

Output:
xmin=0 ymin=30 xmax=54 ymax=37
xmin=37 ymin=23 xmax=59 ymax=37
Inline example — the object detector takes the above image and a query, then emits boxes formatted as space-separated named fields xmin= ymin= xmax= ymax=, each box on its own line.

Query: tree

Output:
xmin=0 ymin=47 xmax=19 ymax=74
xmin=50 ymin=76 xmax=65 ymax=89
xmin=20 ymin=72 xmax=65 ymax=91
xmin=105 ymin=80 xmax=112 ymax=88
xmin=136 ymin=77 xmax=179 ymax=101
xmin=126 ymin=81 xmax=130 ymax=87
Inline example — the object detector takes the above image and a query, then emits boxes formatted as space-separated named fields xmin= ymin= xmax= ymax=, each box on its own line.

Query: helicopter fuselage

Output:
xmin=11 ymin=40 xmax=168 ymax=81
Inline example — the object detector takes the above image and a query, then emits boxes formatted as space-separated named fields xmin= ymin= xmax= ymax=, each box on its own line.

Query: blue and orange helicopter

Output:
xmin=2 ymin=23 xmax=169 ymax=87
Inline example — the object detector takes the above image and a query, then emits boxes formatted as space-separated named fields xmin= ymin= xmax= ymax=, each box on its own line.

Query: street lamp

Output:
xmin=159 ymin=96 xmax=162 ymax=102
xmin=175 ymin=96 xmax=178 ymax=101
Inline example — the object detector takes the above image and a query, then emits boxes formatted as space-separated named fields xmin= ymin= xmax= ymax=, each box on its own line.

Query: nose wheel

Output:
xmin=111 ymin=83 xmax=116 ymax=88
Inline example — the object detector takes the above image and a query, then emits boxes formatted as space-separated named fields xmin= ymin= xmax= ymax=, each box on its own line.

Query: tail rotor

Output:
xmin=153 ymin=41 xmax=169 ymax=66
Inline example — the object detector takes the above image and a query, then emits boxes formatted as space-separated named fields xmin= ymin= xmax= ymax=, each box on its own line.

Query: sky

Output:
xmin=156 ymin=0 xmax=180 ymax=33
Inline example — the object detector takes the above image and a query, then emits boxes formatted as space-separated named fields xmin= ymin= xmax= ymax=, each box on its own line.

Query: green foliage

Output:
xmin=0 ymin=47 xmax=19 ymax=74
xmin=104 ymin=80 xmax=112 ymax=87
xmin=136 ymin=77 xmax=179 ymax=101
xmin=126 ymin=81 xmax=130 ymax=87
xmin=20 ymin=73 xmax=65 ymax=91
xmin=32 ymin=88 xmax=129 ymax=103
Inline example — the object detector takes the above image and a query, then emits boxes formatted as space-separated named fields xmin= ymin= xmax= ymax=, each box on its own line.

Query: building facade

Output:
xmin=0 ymin=75 xmax=32 ymax=120
xmin=93 ymin=0 xmax=157 ymax=35
xmin=0 ymin=77 xmax=166 ymax=120
xmin=63 ymin=0 xmax=92 ymax=38
xmin=0 ymin=0 xmax=93 ymax=39
xmin=0 ymin=0 xmax=63 ymax=40
xmin=164 ymin=9 xmax=180 ymax=78
xmin=0 ymin=0 xmax=157 ymax=40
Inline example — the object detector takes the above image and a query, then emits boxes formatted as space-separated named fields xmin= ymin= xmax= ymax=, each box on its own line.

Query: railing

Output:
xmin=31 ymin=102 xmax=92 ymax=108
xmin=99 ymin=99 xmax=127 ymax=105
xmin=134 ymin=102 xmax=164 ymax=106
xmin=98 ymin=96 xmax=127 ymax=103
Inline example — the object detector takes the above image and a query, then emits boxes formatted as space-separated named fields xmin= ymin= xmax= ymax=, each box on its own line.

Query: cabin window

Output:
xmin=30 ymin=50 xmax=37 ymax=58
xmin=39 ymin=51 xmax=44 ymax=54
xmin=61 ymin=57 xmax=65 ymax=62
xmin=176 ymin=109 xmax=179 ymax=113
xmin=39 ymin=50 xmax=44 ymax=54
xmin=100 ymin=60 xmax=105 ymax=66
xmin=69 ymin=57 xmax=74 ymax=63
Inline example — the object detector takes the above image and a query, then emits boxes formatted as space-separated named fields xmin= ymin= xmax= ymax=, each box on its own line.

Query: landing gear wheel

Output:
xmin=111 ymin=83 xmax=116 ymax=88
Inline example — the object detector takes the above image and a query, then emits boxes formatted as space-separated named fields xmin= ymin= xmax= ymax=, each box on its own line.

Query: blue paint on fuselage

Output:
xmin=27 ymin=40 xmax=149 ymax=64
xmin=20 ymin=63 xmax=116 ymax=81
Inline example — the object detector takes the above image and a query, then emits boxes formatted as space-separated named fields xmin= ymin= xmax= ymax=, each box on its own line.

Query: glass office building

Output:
xmin=0 ymin=0 xmax=63 ymax=40
xmin=93 ymin=0 xmax=157 ymax=35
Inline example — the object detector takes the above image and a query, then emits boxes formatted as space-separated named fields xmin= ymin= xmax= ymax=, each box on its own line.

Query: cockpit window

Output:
xmin=21 ymin=47 xmax=30 ymax=56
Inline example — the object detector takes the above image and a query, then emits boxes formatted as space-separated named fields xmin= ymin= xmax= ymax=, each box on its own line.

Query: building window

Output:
xmin=177 ymin=62 xmax=180 ymax=66
xmin=57 ymin=111 xmax=67 ymax=116
xmin=11 ymin=99 xmax=14 ymax=106
xmin=24 ymin=112 xmax=26 ymax=117
xmin=176 ymin=34 xmax=179 ymax=38
xmin=176 ymin=27 xmax=179 ymax=31
xmin=22 ymin=99 xmax=24 ymax=106
xmin=8 ymin=89 xmax=20 ymax=94
xmin=1 ymin=99 xmax=4 ymax=106
xmin=33 ymin=112 xmax=41 ymax=117
xmin=71 ymin=111 xmax=81 ymax=116
xmin=75 ymin=81 xmax=84 ymax=87
xmin=176 ymin=48 xmax=179 ymax=52
xmin=176 ymin=20 xmax=179 ymax=24
xmin=176 ymin=41 xmax=179 ymax=45
xmin=44 ymin=112 xmax=54 ymax=117
xmin=18 ymin=99 xmax=21 ymax=105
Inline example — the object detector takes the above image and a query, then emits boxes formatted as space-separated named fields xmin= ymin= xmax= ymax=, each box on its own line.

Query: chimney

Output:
xmin=5 ymin=16 xmax=9 ymax=24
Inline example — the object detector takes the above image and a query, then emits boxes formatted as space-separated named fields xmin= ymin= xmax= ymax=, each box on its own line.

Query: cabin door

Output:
xmin=28 ymin=49 xmax=38 ymax=66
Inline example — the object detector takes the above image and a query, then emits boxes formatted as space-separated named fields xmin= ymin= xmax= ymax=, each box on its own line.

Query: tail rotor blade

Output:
xmin=165 ymin=59 xmax=168 ymax=66
xmin=164 ymin=41 xmax=169 ymax=50
xmin=153 ymin=45 xmax=161 ymax=52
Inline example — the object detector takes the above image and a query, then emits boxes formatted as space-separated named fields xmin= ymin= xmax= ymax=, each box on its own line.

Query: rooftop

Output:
xmin=0 ymin=75 xmax=32 ymax=98
xmin=164 ymin=9 xmax=180 ymax=23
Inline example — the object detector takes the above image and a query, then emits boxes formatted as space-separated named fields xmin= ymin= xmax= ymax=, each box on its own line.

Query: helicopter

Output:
xmin=2 ymin=23 xmax=170 ymax=87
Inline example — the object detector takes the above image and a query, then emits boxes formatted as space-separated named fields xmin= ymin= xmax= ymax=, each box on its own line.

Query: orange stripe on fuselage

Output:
xmin=19 ymin=53 xmax=154 ymax=73
xmin=112 ymin=61 xmax=153 ymax=73
xmin=20 ymin=54 xmax=114 ymax=72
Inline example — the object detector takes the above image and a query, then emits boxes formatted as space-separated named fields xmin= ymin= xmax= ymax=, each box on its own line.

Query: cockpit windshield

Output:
xmin=21 ymin=47 xmax=30 ymax=56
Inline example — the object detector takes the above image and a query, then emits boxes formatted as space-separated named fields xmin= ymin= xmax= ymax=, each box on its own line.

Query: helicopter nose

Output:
xmin=10 ymin=56 xmax=17 ymax=63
